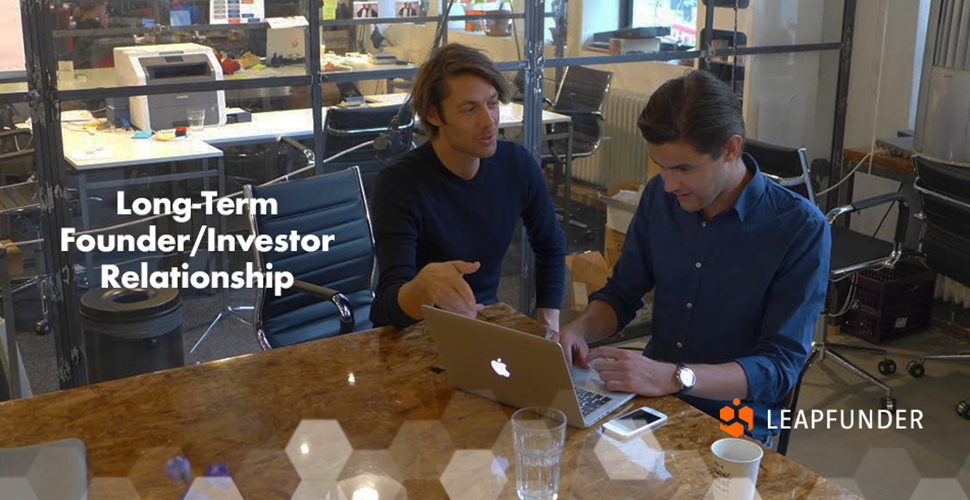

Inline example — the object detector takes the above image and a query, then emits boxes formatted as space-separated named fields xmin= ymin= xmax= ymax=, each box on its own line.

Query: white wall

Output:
xmin=843 ymin=0 xmax=930 ymax=240
xmin=0 ymin=0 xmax=25 ymax=78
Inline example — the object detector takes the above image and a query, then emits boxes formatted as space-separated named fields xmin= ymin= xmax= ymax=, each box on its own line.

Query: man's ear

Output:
xmin=722 ymin=135 xmax=744 ymax=163
xmin=426 ymin=105 xmax=443 ymax=128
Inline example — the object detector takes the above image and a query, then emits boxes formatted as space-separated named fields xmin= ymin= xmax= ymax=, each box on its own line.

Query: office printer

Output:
xmin=114 ymin=43 xmax=227 ymax=131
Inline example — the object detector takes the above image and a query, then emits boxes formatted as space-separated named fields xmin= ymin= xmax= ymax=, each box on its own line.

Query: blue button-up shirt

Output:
xmin=590 ymin=154 xmax=831 ymax=441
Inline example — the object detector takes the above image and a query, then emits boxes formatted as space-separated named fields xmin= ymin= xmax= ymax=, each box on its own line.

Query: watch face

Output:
xmin=679 ymin=367 xmax=696 ymax=388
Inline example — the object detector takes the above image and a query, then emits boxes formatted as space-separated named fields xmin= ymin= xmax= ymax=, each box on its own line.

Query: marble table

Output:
xmin=0 ymin=304 xmax=861 ymax=500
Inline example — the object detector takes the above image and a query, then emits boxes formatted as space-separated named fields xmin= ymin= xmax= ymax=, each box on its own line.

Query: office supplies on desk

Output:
xmin=131 ymin=131 xmax=153 ymax=139
xmin=267 ymin=25 xmax=305 ymax=61
xmin=114 ymin=44 xmax=227 ymax=132
xmin=61 ymin=110 xmax=94 ymax=123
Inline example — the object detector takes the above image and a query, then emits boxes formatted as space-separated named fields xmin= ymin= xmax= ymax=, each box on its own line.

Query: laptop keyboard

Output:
xmin=575 ymin=387 xmax=612 ymax=416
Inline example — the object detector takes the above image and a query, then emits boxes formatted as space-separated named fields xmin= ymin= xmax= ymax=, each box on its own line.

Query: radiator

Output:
xmin=571 ymin=89 xmax=653 ymax=188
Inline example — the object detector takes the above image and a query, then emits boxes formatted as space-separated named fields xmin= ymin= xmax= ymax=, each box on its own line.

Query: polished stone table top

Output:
xmin=0 ymin=303 xmax=861 ymax=500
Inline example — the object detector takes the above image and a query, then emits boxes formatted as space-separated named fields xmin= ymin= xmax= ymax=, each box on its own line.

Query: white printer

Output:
xmin=114 ymin=43 xmax=227 ymax=131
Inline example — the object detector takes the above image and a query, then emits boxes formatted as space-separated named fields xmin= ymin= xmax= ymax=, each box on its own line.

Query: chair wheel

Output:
xmin=880 ymin=397 xmax=896 ymax=411
xmin=957 ymin=400 xmax=970 ymax=420
xmin=34 ymin=320 xmax=50 ymax=336
xmin=878 ymin=359 xmax=896 ymax=375
xmin=907 ymin=360 xmax=925 ymax=378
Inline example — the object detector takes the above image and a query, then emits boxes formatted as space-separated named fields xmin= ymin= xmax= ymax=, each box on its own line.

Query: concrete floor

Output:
xmin=788 ymin=327 xmax=970 ymax=500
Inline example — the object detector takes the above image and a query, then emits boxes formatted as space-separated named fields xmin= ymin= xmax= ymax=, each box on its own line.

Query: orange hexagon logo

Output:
xmin=719 ymin=398 xmax=754 ymax=438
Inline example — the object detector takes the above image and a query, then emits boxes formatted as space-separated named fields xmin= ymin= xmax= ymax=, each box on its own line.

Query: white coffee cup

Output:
xmin=709 ymin=438 xmax=764 ymax=500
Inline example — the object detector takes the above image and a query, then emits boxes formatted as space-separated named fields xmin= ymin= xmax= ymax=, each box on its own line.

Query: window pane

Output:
xmin=54 ymin=0 xmax=309 ymax=92
xmin=632 ymin=0 xmax=697 ymax=48
xmin=21 ymin=86 xmax=315 ymax=392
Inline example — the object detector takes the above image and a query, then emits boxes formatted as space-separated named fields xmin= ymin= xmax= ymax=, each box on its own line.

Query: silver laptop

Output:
xmin=422 ymin=306 xmax=635 ymax=428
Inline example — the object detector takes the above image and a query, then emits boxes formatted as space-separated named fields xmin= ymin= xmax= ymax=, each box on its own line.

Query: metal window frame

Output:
xmin=3 ymin=0 xmax=856 ymax=392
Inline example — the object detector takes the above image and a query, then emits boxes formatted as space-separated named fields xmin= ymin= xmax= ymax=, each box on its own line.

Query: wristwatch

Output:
xmin=674 ymin=363 xmax=696 ymax=396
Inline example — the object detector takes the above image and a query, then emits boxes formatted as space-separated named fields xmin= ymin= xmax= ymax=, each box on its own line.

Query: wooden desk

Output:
xmin=0 ymin=304 xmax=858 ymax=500
xmin=843 ymin=146 xmax=914 ymax=177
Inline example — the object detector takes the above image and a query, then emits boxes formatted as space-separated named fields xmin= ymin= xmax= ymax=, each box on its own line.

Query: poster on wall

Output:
xmin=210 ymin=0 xmax=266 ymax=25
xmin=395 ymin=1 xmax=418 ymax=17
xmin=353 ymin=1 xmax=379 ymax=18
xmin=0 ymin=0 xmax=26 ymax=81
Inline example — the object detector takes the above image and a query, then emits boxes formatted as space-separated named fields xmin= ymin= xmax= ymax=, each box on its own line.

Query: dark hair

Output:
xmin=637 ymin=70 xmax=745 ymax=159
xmin=80 ymin=0 xmax=105 ymax=14
xmin=410 ymin=44 xmax=510 ymax=137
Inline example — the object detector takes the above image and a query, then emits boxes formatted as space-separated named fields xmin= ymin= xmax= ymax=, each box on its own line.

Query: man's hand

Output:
xmin=536 ymin=308 xmax=560 ymax=333
xmin=408 ymin=260 xmax=481 ymax=318
xmin=550 ymin=323 xmax=590 ymax=369
xmin=587 ymin=346 xmax=679 ymax=396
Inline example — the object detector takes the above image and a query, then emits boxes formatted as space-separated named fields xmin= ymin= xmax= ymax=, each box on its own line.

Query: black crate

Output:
xmin=841 ymin=261 xmax=936 ymax=343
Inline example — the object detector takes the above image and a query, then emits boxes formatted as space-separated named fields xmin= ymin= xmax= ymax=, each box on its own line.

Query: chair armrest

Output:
xmin=826 ymin=193 xmax=910 ymax=245
xmin=278 ymin=136 xmax=315 ymax=167
xmin=0 ymin=129 xmax=31 ymax=140
xmin=291 ymin=280 xmax=356 ymax=334
xmin=0 ymin=148 xmax=33 ymax=162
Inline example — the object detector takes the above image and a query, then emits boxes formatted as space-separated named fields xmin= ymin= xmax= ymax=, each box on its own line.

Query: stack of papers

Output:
xmin=61 ymin=110 xmax=94 ymax=123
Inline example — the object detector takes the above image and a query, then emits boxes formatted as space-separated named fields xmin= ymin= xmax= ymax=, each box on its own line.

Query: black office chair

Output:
xmin=536 ymin=67 xmax=612 ymax=242
xmin=323 ymin=104 xmax=414 ymax=200
xmin=904 ymin=155 xmax=970 ymax=418
xmin=244 ymin=166 xmax=375 ymax=349
xmin=776 ymin=349 xmax=819 ymax=456
xmin=542 ymin=66 xmax=612 ymax=182
xmin=0 ymin=130 xmax=34 ymax=185
xmin=742 ymin=139 xmax=814 ymax=204
xmin=746 ymin=139 xmax=912 ymax=410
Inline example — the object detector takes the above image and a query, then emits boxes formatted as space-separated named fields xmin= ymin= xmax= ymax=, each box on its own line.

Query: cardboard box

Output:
xmin=565 ymin=251 xmax=609 ymax=313
xmin=0 ymin=240 xmax=22 ymax=279
xmin=599 ymin=182 xmax=656 ymax=323
xmin=600 ymin=181 xmax=644 ymax=270
xmin=604 ymin=227 xmax=625 ymax=271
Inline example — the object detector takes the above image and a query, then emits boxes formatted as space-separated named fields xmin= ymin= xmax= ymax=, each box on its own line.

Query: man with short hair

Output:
xmin=72 ymin=0 xmax=108 ymax=70
xmin=370 ymin=44 xmax=566 ymax=331
xmin=555 ymin=70 xmax=830 ymax=444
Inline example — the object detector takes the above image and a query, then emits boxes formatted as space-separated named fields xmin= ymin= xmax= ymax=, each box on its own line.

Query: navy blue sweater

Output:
xmin=370 ymin=140 xmax=566 ymax=329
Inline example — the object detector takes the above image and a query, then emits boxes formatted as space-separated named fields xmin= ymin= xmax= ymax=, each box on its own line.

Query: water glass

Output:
xmin=512 ymin=407 xmax=566 ymax=500
xmin=187 ymin=108 xmax=206 ymax=130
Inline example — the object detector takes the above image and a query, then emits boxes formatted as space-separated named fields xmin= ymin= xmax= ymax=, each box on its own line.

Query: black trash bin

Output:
xmin=81 ymin=287 xmax=184 ymax=383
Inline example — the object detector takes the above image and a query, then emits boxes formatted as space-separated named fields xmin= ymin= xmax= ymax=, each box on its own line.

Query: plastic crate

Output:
xmin=841 ymin=261 xmax=936 ymax=344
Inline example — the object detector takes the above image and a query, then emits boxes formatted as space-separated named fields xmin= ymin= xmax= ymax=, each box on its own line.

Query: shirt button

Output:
xmin=686 ymin=302 xmax=693 ymax=309
xmin=701 ymin=221 xmax=708 ymax=228
xmin=676 ymin=342 xmax=683 ymax=348
xmin=695 ymin=262 xmax=702 ymax=269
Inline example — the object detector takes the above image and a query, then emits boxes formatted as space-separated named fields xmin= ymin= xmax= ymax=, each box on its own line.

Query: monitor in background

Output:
xmin=169 ymin=10 xmax=190 ymax=26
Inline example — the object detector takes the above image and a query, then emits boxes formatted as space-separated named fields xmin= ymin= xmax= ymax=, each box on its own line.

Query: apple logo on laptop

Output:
xmin=491 ymin=358 xmax=511 ymax=378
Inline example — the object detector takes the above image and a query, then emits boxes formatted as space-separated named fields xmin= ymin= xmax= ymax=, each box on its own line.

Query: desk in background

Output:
xmin=0 ymin=303 xmax=859 ymax=500
xmin=59 ymin=97 xmax=572 ymax=285
xmin=842 ymin=146 xmax=915 ymax=181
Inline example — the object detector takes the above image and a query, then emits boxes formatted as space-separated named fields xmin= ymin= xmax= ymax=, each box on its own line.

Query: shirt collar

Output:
xmin=732 ymin=153 xmax=767 ymax=222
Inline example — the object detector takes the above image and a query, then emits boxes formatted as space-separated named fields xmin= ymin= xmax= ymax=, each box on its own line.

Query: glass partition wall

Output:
xmin=5 ymin=0 xmax=850 ymax=396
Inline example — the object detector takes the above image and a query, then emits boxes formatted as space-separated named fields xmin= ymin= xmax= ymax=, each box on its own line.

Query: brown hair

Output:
xmin=410 ymin=44 xmax=510 ymax=137
xmin=637 ymin=70 xmax=745 ymax=159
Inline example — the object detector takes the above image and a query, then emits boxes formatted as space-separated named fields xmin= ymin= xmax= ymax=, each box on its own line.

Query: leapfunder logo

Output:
xmin=718 ymin=399 xmax=925 ymax=437
xmin=720 ymin=398 xmax=754 ymax=438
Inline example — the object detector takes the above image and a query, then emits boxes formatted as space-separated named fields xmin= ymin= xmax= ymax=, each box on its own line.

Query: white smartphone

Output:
xmin=602 ymin=407 xmax=668 ymax=440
